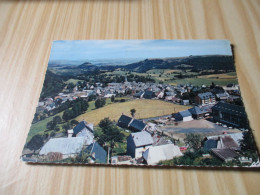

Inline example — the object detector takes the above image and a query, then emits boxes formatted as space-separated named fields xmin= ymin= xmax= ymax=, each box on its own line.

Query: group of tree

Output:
xmin=26 ymin=134 xmax=49 ymax=152
xmin=40 ymin=70 xmax=66 ymax=100
xmin=95 ymin=98 xmax=106 ymax=109
xmin=239 ymin=131 xmax=259 ymax=162
xmin=95 ymin=118 xmax=125 ymax=157
xmin=46 ymin=115 xmax=62 ymax=132
xmin=62 ymin=98 xmax=89 ymax=121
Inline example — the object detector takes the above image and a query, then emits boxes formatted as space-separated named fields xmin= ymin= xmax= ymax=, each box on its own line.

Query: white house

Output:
xmin=174 ymin=110 xmax=193 ymax=122
xmin=39 ymin=137 xmax=86 ymax=159
xmin=127 ymin=131 xmax=154 ymax=159
xmin=72 ymin=121 xmax=94 ymax=145
xmin=143 ymin=144 xmax=183 ymax=165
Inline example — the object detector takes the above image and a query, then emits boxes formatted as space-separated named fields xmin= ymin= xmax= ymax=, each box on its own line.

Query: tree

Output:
xmin=71 ymin=120 xmax=79 ymax=126
xmin=101 ymin=98 xmax=106 ymax=107
xmin=53 ymin=116 xmax=62 ymax=124
xmin=54 ymin=126 xmax=60 ymax=132
xmin=240 ymin=131 xmax=256 ymax=152
xmin=26 ymin=135 xmax=44 ymax=151
xmin=95 ymin=99 xmax=102 ymax=108
xmin=111 ymin=95 xmax=115 ymax=102
xmin=130 ymin=109 xmax=136 ymax=118
xmin=46 ymin=120 xmax=56 ymax=130
xmin=62 ymin=109 xmax=70 ymax=121
xmin=184 ymin=133 xmax=202 ymax=151
xmin=99 ymin=117 xmax=113 ymax=129
xmin=97 ymin=118 xmax=124 ymax=156
xmin=210 ymin=82 xmax=216 ymax=89
xmin=95 ymin=98 xmax=106 ymax=109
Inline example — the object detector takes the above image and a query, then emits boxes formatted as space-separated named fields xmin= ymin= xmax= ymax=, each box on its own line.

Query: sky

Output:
xmin=49 ymin=40 xmax=232 ymax=62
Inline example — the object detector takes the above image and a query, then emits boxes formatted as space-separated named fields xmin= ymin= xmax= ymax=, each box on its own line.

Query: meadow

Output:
xmin=76 ymin=99 xmax=190 ymax=125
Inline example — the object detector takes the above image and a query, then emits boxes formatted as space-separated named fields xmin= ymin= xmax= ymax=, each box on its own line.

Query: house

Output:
xmin=111 ymin=155 xmax=134 ymax=165
xmin=134 ymin=91 xmax=145 ymax=98
xmin=104 ymin=92 xmax=115 ymax=98
xmin=216 ymin=92 xmax=229 ymax=100
xmin=156 ymin=91 xmax=164 ymax=99
xmin=223 ymin=84 xmax=239 ymax=91
xmin=72 ymin=121 xmax=94 ymax=145
xmin=188 ymin=106 xmax=210 ymax=119
xmin=172 ymin=97 xmax=181 ymax=103
xmin=142 ymin=144 xmax=183 ymax=165
xmin=174 ymin=110 xmax=193 ymax=122
xmin=117 ymin=114 xmax=147 ymax=132
xmin=204 ymin=133 xmax=243 ymax=152
xmin=84 ymin=141 xmax=107 ymax=164
xmin=39 ymin=137 xmax=87 ymax=159
xmin=118 ymin=114 xmax=133 ymax=128
xmin=143 ymin=90 xmax=155 ymax=99
xmin=212 ymin=102 xmax=249 ymax=129
xmin=129 ymin=119 xmax=147 ymax=132
xmin=217 ymin=136 xmax=240 ymax=150
xmin=206 ymin=133 xmax=243 ymax=146
xmin=195 ymin=92 xmax=216 ymax=106
xmin=67 ymin=129 xmax=73 ymax=137
xmin=203 ymin=139 xmax=218 ymax=151
xmin=211 ymin=148 xmax=240 ymax=162
xmin=181 ymin=100 xmax=189 ymax=105
xmin=127 ymin=131 xmax=154 ymax=159
xmin=165 ymin=92 xmax=176 ymax=100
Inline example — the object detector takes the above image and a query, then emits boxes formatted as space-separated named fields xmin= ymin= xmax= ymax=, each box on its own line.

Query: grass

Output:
xmin=168 ymin=77 xmax=238 ymax=86
xmin=27 ymin=111 xmax=64 ymax=142
xmin=65 ymin=79 xmax=84 ymax=84
xmin=76 ymin=99 xmax=190 ymax=125
xmin=26 ymin=97 xmax=131 ymax=142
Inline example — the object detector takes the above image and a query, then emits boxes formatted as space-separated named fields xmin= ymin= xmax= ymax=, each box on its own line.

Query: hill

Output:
xmin=40 ymin=70 xmax=65 ymax=100
xmin=120 ymin=55 xmax=235 ymax=73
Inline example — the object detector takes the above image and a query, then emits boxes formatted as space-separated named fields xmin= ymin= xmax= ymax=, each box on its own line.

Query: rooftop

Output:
xmin=129 ymin=119 xmax=147 ymax=131
xmin=188 ymin=106 xmax=209 ymax=115
xmin=211 ymin=148 xmax=239 ymax=161
xmin=198 ymin=92 xmax=215 ymax=99
xmin=212 ymin=102 xmax=247 ymax=118
xmin=39 ymin=137 xmax=85 ymax=155
xmin=143 ymin=144 xmax=183 ymax=165
xmin=130 ymin=131 xmax=154 ymax=147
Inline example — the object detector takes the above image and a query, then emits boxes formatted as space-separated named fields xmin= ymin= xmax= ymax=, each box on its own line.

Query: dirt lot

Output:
xmin=159 ymin=119 xmax=241 ymax=140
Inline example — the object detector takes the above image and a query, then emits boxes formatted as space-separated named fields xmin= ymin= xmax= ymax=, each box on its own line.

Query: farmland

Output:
xmin=76 ymin=99 xmax=190 ymax=125
xmin=102 ymin=69 xmax=238 ymax=86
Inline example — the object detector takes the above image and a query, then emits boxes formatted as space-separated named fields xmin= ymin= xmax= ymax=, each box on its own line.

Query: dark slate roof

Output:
xmin=188 ymin=106 xmax=209 ymax=115
xmin=204 ymin=139 xmax=218 ymax=151
xmin=198 ymin=92 xmax=215 ymax=99
xmin=73 ymin=121 xmax=87 ymax=136
xmin=211 ymin=148 xmax=239 ymax=161
xmin=85 ymin=142 xmax=107 ymax=163
xmin=143 ymin=91 xmax=155 ymax=98
xmin=178 ymin=110 xmax=192 ymax=117
xmin=118 ymin=115 xmax=133 ymax=128
xmin=134 ymin=91 xmax=144 ymax=97
xmin=129 ymin=119 xmax=146 ymax=131
xmin=212 ymin=102 xmax=247 ymax=118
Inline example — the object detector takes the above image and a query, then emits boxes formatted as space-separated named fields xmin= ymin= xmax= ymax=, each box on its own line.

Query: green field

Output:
xmin=27 ymin=97 xmax=131 ymax=142
xmin=76 ymin=99 xmax=190 ymax=125
xmin=103 ymin=69 xmax=238 ymax=87
xmin=65 ymin=79 xmax=84 ymax=84
xmin=168 ymin=77 xmax=238 ymax=86
xmin=27 ymin=111 xmax=64 ymax=142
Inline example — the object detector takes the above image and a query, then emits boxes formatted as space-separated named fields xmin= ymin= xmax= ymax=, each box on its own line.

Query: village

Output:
xmin=22 ymin=78 xmax=256 ymax=166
